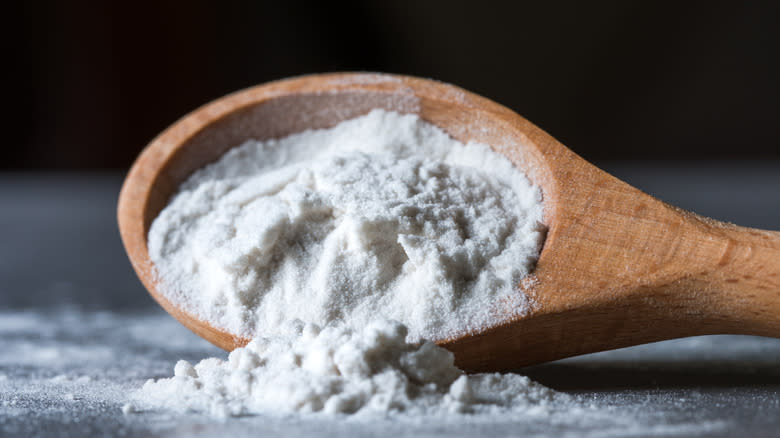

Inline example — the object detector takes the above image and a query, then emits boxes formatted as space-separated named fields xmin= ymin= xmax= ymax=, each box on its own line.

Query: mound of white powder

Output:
xmin=134 ymin=319 xmax=569 ymax=418
xmin=148 ymin=109 xmax=545 ymax=341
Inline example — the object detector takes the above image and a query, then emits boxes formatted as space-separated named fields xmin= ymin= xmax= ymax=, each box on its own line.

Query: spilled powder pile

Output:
xmin=148 ymin=109 xmax=545 ymax=341
xmin=134 ymin=320 xmax=571 ymax=418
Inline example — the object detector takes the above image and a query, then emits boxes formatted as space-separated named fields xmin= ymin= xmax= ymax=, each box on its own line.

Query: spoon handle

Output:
xmin=689 ymin=216 xmax=780 ymax=337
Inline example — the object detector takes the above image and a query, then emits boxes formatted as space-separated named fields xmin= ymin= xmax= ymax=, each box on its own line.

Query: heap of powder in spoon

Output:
xmin=147 ymin=109 xmax=546 ymax=342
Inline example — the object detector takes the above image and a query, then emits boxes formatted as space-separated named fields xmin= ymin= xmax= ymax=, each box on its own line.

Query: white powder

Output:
xmin=142 ymin=109 xmax=550 ymax=418
xmin=135 ymin=319 xmax=570 ymax=418
xmin=148 ymin=109 xmax=545 ymax=341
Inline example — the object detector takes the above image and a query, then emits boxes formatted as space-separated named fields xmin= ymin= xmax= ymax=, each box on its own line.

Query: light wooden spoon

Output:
xmin=118 ymin=73 xmax=780 ymax=372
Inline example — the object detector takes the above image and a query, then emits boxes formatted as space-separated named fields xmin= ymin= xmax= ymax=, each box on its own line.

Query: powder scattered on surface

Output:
xmin=148 ymin=109 xmax=545 ymax=341
xmin=134 ymin=320 xmax=570 ymax=418
xmin=0 ymin=308 xmax=747 ymax=436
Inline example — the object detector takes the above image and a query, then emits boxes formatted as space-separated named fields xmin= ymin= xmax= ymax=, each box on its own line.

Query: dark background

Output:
xmin=6 ymin=1 xmax=780 ymax=170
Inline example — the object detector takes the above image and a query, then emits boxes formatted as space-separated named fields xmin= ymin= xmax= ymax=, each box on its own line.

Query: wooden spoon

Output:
xmin=118 ymin=73 xmax=780 ymax=372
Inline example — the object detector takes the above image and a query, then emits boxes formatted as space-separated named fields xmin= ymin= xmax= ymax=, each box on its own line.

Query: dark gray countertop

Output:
xmin=1 ymin=163 xmax=779 ymax=437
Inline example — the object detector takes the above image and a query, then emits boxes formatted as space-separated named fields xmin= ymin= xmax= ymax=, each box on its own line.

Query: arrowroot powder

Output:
xmin=138 ymin=109 xmax=551 ymax=418
xmin=135 ymin=320 xmax=572 ymax=418
xmin=148 ymin=109 xmax=545 ymax=342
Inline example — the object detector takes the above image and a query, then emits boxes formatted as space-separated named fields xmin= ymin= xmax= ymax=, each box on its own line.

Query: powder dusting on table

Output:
xmin=0 ymin=310 xmax=731 ymax=436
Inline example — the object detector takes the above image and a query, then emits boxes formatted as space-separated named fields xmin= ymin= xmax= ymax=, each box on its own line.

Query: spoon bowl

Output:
xmin=118 ymin=73 xmax=780 ymax=371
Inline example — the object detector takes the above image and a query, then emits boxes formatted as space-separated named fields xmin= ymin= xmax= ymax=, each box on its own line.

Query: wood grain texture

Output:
xmin=117 ymin=73 xmax=780 ymax=371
